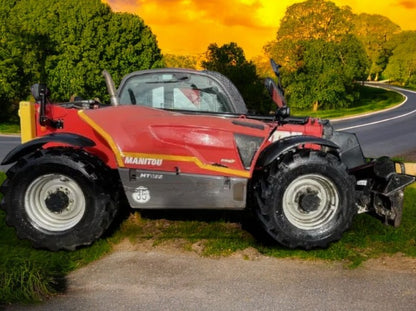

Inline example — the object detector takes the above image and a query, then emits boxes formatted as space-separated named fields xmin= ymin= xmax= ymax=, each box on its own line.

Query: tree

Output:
xmin=201 ymin=43 xmax=273 ymax=114
xmin=264 ymin=0 xmax=368 ymax=111
xmin=277 ymin=0 xmax=354 ymax=42
xmin=163 ymin=54 xmax=200 ymax=69
xmin=283 ymin=36 xmax=368 ymax=111
xmin=353 ymin=13 xmax=401 ymax=81
xmin=251 ymin=55 xmax=274 ymax=78
xmin=0 ymin=0 xmax=45 ymax=121
xmin=266 ymin=0 xmax=355 ymax=72
xmin=0 ymin=0 xmax=163 ymax=121
xmin=383 ymin=31 xmax=416 ymax=86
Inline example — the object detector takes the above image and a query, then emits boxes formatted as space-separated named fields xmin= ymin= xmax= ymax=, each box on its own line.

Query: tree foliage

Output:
xmin=352 ymin=13 xmax=401 ymax=81
xmin=277 ymin=0 xmax=354 ymax=42
xmin=163 ymin=54 xmax=200 ymax=69
xmin=201 ymin=43 xmax=273 ymax=114
xmin=283 ymin=36 xmax=368 ymax=110
xmin=0 ymin=0 xmax=163 ymax=121
xmin=383 ymin=31 xmax=416 ymax=87
xmin=265 ymin=0 xmax=368 ymax=111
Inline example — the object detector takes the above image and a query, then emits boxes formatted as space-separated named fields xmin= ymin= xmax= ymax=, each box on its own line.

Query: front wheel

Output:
xmin=254 ymin=150 xmax=356 ymax=249
xmin=0 ymin=148 xmax=117 ymax=251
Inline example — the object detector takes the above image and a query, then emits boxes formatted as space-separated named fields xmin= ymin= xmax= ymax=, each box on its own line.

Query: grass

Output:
xmin=291 ymin=85 xmax=405 ymax=119
xmin=0 ymin=171 xmax=112 ymax=304
xmin=0 ymin=123 xmax=20 ymax=134
xmin=1 ymin=174 xmax=416 ymax=304
xmin=112 ymin=185 xmax=416 ymax=267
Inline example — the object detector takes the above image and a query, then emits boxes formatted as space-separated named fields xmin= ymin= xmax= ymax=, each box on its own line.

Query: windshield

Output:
xmin=118 ymin=72 xmax=234 ymax=113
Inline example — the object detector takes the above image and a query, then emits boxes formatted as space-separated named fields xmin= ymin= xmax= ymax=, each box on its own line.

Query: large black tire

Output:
xmin=254 ymin=150 xmax=356 ymax=249
xmin=0 ymin=148 xmax=118 ymax=251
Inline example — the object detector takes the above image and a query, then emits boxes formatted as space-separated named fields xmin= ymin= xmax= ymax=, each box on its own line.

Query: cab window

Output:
xmin=119 ymin=72 xmax=233 ymax=113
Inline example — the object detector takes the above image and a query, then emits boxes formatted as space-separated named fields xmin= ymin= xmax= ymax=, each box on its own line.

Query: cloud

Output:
xmin=396 ymin=1 xmax=416 ymax=9
xmin=103 ymin=0 xmax=416 ymax=58
xmin=106 ymin=0 xmax=268 ymax=28
xmin=103 ymin=0 xmax=138 ymax=12
xmin=103 ymin=0 xmax=277 ymax=57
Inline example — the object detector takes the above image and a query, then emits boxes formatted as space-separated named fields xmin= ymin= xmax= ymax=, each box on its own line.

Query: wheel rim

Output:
xmin=282 ymin=174 xmax=339 ymax=230
xmin=25 ymin=174 xmax=86 ymax=232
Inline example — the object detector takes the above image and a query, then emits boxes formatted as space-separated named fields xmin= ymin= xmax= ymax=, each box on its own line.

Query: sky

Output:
xmin=103 ymin=0 xmax=416 ymax=59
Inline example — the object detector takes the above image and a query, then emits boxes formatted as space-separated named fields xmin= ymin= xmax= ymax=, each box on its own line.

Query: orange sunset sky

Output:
xmin=103 ymin=0 xmax=416 ymax=59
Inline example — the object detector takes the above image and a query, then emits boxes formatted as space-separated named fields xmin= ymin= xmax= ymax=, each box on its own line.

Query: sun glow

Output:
xmin=103 ymin=0 xmax=416 ymax=59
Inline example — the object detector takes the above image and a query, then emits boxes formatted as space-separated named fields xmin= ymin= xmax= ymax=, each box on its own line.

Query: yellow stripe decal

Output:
xmin=78 ymin=110 xmax=125 ymax=167
xmin=78 ymin=111 xmax=250 ymax=177
xmin=123 ymin=152 xmax=251 ymax=178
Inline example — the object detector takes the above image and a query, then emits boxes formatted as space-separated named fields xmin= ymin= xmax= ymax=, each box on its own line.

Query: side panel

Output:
xmin=30 ymin=104 xmax=119 ymax=168
xmin=119 ymin=168 xmax=247 ymax=209
xmin=80 ymin=106 xmax=270 ymax=177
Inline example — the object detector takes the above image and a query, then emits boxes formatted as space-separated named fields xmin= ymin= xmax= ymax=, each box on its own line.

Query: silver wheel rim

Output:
xmin=282 ymin=174 xmax=339 ymax=230
xmin=25 ymin=174 xmax=86 ymax=232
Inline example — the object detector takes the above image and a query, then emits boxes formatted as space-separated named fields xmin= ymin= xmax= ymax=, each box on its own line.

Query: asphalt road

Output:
xmin=0 ymin=135 xmax=20 ymax=172
xmin=332 ymin=84 xmax=416 ymax=158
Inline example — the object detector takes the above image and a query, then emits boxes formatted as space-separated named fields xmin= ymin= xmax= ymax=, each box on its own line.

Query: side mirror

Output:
xmin=265 ymin=78 xmax=278 ymax=102
xmin=31 ymin=83 xmax=50 ymax=102
xmin=270 ymin=59 xmax=281 ymax=78
xmin=265 ymin=77 xmax=286 ymax=109
xmin=31 ymin=83 xmax=51 ymax=126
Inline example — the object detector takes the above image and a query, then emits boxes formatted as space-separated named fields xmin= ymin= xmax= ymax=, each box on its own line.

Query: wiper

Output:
xmin=145 ymin=76 xmax=189 ymax=84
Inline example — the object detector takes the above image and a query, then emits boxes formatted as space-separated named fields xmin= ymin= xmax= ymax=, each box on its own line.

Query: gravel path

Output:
xmin=6 ymin=248 xmax=416 ymax=311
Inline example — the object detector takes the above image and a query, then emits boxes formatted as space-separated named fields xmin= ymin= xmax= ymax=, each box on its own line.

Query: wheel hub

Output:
xmin=282 ymin=174 xmax=339 ymax=230
xmin=24 ymin=173 xmax=86 ymax=232
xmin=45 ymin=190 xmax=70 ymax=213
xmin=299 ymin=192 xmax=321 ymax=213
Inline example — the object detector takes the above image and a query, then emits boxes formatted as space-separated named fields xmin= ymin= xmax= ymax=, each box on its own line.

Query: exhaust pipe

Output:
xmin=102 ymin=70 xmax=119 ymax=106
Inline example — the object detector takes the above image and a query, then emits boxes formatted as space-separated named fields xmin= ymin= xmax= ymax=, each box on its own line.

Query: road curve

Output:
xmin=332 ymin=84 xmax=416 ymax=158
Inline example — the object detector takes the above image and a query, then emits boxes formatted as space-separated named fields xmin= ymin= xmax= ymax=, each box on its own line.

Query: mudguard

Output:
xmin=1 ymin=133 xmax=95 ymax=165
xmin=256 ymin=135 xmax=339 ymax=168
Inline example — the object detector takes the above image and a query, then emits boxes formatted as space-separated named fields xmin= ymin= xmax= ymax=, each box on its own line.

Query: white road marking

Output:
xmin=337 ymin=91 xmax=416 ymax=131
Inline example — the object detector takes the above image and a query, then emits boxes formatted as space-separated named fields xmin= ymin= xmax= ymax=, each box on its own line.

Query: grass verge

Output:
xmin=113 ymin=185 xmax=416 ymax=267
xmin=0 ymin=123 xmax=20 ymax=134
xmin=0 ymin=172 xmax=112 ymax=304
xmin=291 ymin=85 xmax=405 ymax=119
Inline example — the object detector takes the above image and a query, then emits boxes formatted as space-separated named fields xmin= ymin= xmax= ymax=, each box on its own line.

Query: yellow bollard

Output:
xmin=18 ymin=101 xmax=36 ymax=143
xmin=396 ymin=162 xmax=416 ymax=176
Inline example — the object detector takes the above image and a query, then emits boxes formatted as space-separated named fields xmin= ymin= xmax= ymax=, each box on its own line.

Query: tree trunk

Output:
xmin=313 ymin=101 xmax=319 ymax=112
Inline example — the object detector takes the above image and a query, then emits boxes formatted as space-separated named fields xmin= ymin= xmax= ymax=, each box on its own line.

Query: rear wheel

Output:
xmin=254 ymin=150 xmax=356 ymax=249
xmin=0 ymin=148 xmax=117 ymax=251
